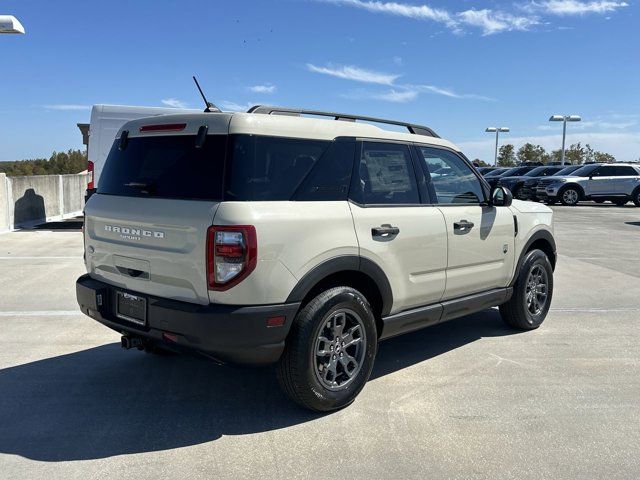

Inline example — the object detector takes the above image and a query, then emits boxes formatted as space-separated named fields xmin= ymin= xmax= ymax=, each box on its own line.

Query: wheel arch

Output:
xmin=510 ymin=230 xmax=557 ymax=288
xmin=285 ymin=256 xmax=393 ymax=334
xmin=559 ymin=182 xmax=585 ymax=199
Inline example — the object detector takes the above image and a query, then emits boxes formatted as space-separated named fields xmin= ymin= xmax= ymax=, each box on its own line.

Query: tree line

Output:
xmin=474 ymin=142 xmax=616 ymax=167
xmin=0 ymin=150 xmax=87 ymax=176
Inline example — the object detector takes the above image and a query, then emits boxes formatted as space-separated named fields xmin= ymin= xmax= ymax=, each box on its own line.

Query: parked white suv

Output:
xmin=536 ymin=163 xmax=640 ymax=206
xmin=77 ymin=106 xmax=557 ymax=411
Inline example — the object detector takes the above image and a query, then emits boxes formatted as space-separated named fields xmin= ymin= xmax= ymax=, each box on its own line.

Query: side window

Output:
xmin=592 ymin=166 xmax=615 ymax=177
xmin=352 ymin=142 xmax=420 ymax=205
xmin=225 ymin=135 xmax=329 ymax=201
xmin=294 ymin=139 xmax=355 ymax=201
xmin=613 ymin=166 xmax=638 ymax=176
xmin=417 ymin=147 xmax=485 ymax=204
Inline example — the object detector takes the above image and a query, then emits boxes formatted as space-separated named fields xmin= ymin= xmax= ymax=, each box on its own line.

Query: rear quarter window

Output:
xmin=225 ymin=135 xmax=329 ymax=201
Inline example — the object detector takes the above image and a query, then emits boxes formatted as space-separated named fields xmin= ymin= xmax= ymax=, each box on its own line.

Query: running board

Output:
xmin=379 ymin=288 xmax=513 ymax=341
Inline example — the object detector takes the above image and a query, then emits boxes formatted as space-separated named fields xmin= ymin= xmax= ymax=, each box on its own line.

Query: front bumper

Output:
xmin=76 ymin=274 xmax=300 ymax=365
xmin=535 ymin=186 xmax=560 ymax=200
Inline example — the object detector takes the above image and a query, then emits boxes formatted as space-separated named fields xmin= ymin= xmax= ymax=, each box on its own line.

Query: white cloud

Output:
xmin=318 ymin=0 xmax=625 ymax=35
xmin=307 ymin=63 xmax=401 ymax=85
xmin=457 ymin=131 xmax=640 ymax=163
xmin=529 ymin=1 xmax=629 ymax=15
xmin=42 ymin=104 xmax=91 ymax=111
xmin=457 ymin=9 xmax=539 ymax=35
xmin=249 ymin=84 xmax=276 ymax=94
xmin=308 ymin=63 xmax=494 ymax=102
xmin=220 ymin=100 xmax=255 ymax=112
xmin=319 ymin=0 xmax=539 ymax=35
xmin=322 ymin=0 xmax=456 ymax=28
xmin=373 ymin=89 xmax=419 ymax=102
xmin=161 ymin=98 xmax=188 ymax=108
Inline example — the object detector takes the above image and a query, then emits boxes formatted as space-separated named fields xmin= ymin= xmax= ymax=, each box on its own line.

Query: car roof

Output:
xmin=116 ymin=110 xmax=462 ymax=152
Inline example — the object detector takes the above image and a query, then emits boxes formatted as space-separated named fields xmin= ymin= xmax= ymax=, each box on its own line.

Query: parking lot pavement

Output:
xmin=1 ymin=204 xmax=639 ymax=480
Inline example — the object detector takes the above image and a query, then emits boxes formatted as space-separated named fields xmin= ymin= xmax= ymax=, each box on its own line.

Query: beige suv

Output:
xmin=77 ymin=106 xmax=556 ymax=411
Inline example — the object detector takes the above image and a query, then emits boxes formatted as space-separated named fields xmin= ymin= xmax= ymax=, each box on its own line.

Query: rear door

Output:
xmin=84 ymin=115 xmax=230 ymax=305
xmin=587 ymin=165 xmax=617 ymax=196
xmin=415 ymin=146 xmax=515 ymax=300
xmin=349 ymin=140 xmax=447 ymax=314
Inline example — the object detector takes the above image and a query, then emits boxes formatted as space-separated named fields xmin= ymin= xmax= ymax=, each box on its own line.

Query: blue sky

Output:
xmin=0 ymin=0 xmax=638 ymax=161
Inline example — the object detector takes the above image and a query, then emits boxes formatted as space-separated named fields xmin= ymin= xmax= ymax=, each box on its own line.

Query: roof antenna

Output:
xmin=192 ymin=76 xmax=221 ymax=113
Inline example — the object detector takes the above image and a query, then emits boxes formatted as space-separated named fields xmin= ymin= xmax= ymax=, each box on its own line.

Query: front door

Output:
xmin=349 ymin=141 xmax=448 ymax=314
xmin=414 ymin=146 xmax=515 ymax=300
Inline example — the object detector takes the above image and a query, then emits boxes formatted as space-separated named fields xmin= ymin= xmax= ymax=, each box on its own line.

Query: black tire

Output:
xmin=614 ymin=199 xmax=627 ymax=206
xmin=277 ymin=286 xmax=378 ymax=412
xmin=633 ymin=189 xmax=640 ymax=207
xmin=512 ymin=186 xmax=523 ymax=200
xmin=500 ymin=249 xmax=553 ymax=330
xmin=559 ymin=186 xmax=581 ymax=206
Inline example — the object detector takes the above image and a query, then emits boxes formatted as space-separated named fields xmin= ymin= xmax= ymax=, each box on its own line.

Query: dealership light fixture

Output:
xmin=485 ymin=127 xmax=510 ymax=166
xmin=0 ymin=15 xmax=25 ymax=34
xmin=549 ymin=115 xmax=581 ymax=164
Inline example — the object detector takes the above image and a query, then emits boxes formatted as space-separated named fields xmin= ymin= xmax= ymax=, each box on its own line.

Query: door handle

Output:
xmin=372 ymin=224 xmax=400 ymax=237
xmin=453 ymin=220 xmax=475 ymax=231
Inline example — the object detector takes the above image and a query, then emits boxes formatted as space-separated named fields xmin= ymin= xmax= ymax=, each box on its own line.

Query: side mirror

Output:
xmin=491 ymin=186 xmax=513 ymax=207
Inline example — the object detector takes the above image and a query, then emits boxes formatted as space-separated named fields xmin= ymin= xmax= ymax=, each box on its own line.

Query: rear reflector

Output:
xmin=87 ymin=160 xmax=95 ymax=189
xmin=163 ymin=332 xmax=179 ymax=343
xmin=139 ymin=123 xmax=187 ymax=133
xmin=266 ymin=316 xmax=286 ymax=328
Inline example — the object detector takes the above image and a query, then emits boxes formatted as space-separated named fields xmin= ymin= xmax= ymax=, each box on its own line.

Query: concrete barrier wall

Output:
xmin=0 ymin=173 xmax=88 ymax=230
xmin=0 ymin=174 xmax=9 ymax=232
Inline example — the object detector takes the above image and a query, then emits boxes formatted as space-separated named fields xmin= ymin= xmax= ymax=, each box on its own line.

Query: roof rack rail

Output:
xmin=246 ymin=105 xmax=440 ymax=138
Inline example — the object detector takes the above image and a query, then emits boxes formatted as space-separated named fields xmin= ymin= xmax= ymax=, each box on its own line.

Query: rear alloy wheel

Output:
xmin=560 ymin=187 xmax=580 ymax=206
xmin=500 ymin=249 xmax=553 ymax=330
xmin=277 ymin=286 xmax=377 ymax=412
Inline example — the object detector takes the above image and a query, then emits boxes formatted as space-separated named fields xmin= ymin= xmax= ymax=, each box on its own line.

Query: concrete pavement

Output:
xmin=0 ymin=205 xmax=638 ymax=479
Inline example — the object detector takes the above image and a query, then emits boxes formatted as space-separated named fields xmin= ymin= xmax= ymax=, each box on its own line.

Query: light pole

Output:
xmin=485 ymin=127 xmax=510 ymax=166
xmin=0 ymin=15 xmax=25 ymax=34
xmin=549 ymin=115 xmax=581 ymax=164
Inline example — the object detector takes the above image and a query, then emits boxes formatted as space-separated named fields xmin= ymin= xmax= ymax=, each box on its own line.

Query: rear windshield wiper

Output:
xmin=124 ymin=182 xmax=157 ymax=195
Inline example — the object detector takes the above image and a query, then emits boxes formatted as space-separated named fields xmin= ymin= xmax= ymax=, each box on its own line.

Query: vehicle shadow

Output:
xmin=0 ymin=309 xmax=516 ymax=462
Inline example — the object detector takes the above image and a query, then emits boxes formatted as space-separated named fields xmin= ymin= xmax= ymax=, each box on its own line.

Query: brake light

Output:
xmin=87 ymin=160 xmax=95 ymax=189
xmin=139 ymin=123 xmax=187 ymax=133
xmin=207 ymin=226 xmax=257 ymax=291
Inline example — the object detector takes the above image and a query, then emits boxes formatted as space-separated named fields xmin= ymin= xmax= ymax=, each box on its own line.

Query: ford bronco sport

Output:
xmin=77 ymin=106 xmax=556 ymax=411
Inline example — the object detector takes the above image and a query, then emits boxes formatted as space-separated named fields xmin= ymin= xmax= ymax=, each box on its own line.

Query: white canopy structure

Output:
xmin=0 ymin=15 xmax=25 ymax=34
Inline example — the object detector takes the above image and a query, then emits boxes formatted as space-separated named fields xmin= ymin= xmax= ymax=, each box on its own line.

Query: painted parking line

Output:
xmin=0 ymin=311 xmax=83 ymax=317
xmin=550 ymin=307 xmax=640 ymax=312
xmin=0 ymin=256 xmax=81 ymax=260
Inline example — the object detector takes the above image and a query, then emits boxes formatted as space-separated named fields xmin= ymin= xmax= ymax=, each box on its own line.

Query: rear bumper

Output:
xmin=76 ymin=274 xmax=300 ymax=365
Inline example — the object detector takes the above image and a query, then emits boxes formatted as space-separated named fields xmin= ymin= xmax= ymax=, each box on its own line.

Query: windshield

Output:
xmin=554 ymin=166 xmax=579 ymax=176
xmin=524 ymin=167 xmax=547 ymax=177
xmin=99 ymin=134 xmax=227 ymax=200
xmin=484 ymin=168 xmax=507 ymax=177
xmin=500 ymin=166 xmax=532 ymax=177
xmin=569 ymin=164 xmax=601 ymax=177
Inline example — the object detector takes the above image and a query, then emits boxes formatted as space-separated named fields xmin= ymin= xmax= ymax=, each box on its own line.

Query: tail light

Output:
xmin=207 ymin=225 xmax=257 ymax=291
xmin=87 ymin=160 xmax=95 ymax=189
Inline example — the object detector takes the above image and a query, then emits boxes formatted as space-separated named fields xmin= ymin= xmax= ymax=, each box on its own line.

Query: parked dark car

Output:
xmin=485 ymin=166 xmax=538 ymax=189
xmin=520 ymin=165 xmax=583 ymax=201
xmin=476 ymin=166 xmax=498 ymax=175
xmin=497 ymin=166 xmax=569 ymax=200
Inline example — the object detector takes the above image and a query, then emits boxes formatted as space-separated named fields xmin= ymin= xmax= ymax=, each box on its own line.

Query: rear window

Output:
xmin=99 ymin=134 xmax=226 ymax=200
xmin=99 ymin=133 xmax=338 ymax=202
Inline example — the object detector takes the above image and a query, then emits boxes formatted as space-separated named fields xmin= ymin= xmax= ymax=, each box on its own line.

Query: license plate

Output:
xmin=116 ymin=292 xmax=147 ymax=326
